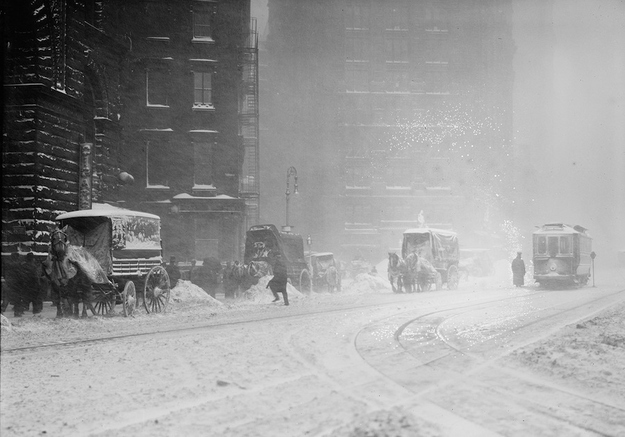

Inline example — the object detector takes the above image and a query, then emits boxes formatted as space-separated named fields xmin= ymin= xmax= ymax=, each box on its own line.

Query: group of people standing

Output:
xmin=1 ymin=252 xmax=46 ymax=317
xmin=164 ymin=256 xmax=263 ymax=300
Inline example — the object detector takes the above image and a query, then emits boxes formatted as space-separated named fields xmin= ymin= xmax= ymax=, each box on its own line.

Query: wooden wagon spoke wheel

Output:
xmin=122 ymin=281 xmax=137 ymax=317
xmin=91 ymin=286 xmax=115 ymax=316
xmin=447 ymin=265 xmax=459 ymax=290
xmin=298 ymin=269 xmax=312 ymax=294
xmin=143 ymin=266 xmax=170 ymax=314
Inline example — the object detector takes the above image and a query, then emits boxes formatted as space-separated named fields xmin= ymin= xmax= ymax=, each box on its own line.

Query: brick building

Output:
xmin=2 ymin=0 xmax=257 ymax=262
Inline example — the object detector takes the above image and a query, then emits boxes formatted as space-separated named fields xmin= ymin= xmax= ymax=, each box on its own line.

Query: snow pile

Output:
xmin=506 ymin=301 xmax=625 ymax=404
xmin=343 ymin=272 xmax=392 ymax=295
xmin=1 ymin=314 xmax=12 ymax=332
xmin=170 ymin=280 xmax=223 ymax=306
xmin=241 ymin=275 xmax=304 ymax=304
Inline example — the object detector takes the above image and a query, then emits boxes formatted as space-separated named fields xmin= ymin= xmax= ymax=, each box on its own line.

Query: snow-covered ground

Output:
xmin=1 ymin=263 xmax=624 ymax=436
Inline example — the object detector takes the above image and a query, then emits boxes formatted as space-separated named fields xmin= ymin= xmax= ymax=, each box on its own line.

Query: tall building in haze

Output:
xmin=262 ymin=0 xmax=515 ymax=260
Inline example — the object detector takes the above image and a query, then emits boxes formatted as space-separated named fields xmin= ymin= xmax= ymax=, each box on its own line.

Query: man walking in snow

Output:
xmin=511 ymin=252 xmax=526 ymax=287
xmin=267 ymin=252 xmax=289 ymax=306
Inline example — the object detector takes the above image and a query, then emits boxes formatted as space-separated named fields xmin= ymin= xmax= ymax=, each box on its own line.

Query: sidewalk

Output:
xmin=2 ymin=301 xmax=58 ymax=321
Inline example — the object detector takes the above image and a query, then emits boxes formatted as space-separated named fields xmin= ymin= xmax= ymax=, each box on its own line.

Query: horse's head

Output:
xmin=50 ymin=226 xmax=69 ymax=258
xmin=388 ymin=252 xmax=399 ymax=267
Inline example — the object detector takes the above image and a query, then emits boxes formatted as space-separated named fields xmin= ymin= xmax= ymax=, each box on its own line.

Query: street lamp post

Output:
xmin=283 ymin=166 xmax=298 ymax=232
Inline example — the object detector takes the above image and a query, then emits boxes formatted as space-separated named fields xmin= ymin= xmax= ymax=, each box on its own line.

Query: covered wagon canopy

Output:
xmin=402 ymin=227 xmax=459 ymax=261
xmin=56 ymin=203 xmax=163 ymax=274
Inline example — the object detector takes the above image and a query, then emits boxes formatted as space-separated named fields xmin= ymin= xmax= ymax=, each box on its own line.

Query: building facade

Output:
xmin=2 ymin=0 xmax=257 ymax=262
xmin=262 ymin=0 xmax=515 ymax=260
xmin=2 ymin=0 xmax=127 ymax=255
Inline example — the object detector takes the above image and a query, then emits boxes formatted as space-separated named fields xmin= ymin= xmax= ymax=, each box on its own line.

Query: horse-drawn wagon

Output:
xmin=51 ymin=203 xmax=171 ymax=317
xmin=307 ymin=252 xmax=341 ymax=293
xmin=243 ymin=224 xmax=312 ymax=293
xmin=401 ymin=228 xmax=460 ymax=292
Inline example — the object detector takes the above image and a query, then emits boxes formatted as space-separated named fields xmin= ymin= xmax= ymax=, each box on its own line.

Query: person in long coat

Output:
xmin=511 ymin=252 xmax=526 ymax=287
xmin=267 ymin=252 xmax=289 ymax=306
xmin=22 ymin=252 xmax=44 ymax=316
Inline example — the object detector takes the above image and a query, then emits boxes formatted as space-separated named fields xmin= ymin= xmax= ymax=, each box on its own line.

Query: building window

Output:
xmin=193 ymin=72 xmax=213 ymax=108
xmin=146 ymin=69 xmax=169 ymax=107
xmin=345 ymin=166 xmax=371 ymax=188
xmin=386 ymin=2 xmax=409 ymax=30
xmin=386 ymin=66 xmax=409 ymax=92
xmin=345 ymin=35 xmax=369 ymax=62
xmin=193 ymin=142 xmax=213 ymax=186
xmin=345 ymin=65 xmax=369 ymax=92
xmin=345 ymin=2 xmax=370 ymax=30
xmin=193 ymin=9 xmax=213 ymax=40
xmin=385 ymin=36 xmax=408 ymax=63
xmin=146 ymin=140 xmax=170 ymax=187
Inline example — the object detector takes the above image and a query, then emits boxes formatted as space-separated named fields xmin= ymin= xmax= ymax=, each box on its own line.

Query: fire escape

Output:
xmin=239 ymin=18 xmax=260 ymax=230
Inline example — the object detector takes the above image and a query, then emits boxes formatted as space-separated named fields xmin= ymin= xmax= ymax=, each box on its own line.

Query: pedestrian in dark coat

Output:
xmin=22 ymin=252 xmax=44 ymax=316
xmin=511 ymin=252 xmax=526 ymax=287
xmin=192 ymin=258 xmax=220 ymax=298
xmin=165 ymin=256 xmax=181 ymax=289
xmin=222 ymin=261 xmax=237 ymax=299
xmin=267 ymin=252 xmax=289 ymax=306
xmin=3 ymin=253 xmax=25 ymax=317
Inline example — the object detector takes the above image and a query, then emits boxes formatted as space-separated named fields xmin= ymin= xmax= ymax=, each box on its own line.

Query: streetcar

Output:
xmin=532 ymin=223 xmax=592 ymax=287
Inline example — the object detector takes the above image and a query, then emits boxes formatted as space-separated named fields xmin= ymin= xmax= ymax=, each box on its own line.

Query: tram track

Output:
xmin=1 ymin=287 xmax=560 ymax=356
xmin=353 ymin=287 xmax=625 ymax=436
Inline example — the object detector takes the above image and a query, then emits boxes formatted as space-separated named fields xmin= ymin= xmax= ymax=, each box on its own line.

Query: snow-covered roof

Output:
xmin=56 ymin=203 xmax=160 ymax=220
xmin=309 ymin=252 xmax=334 ymax=258
xmin=403 ymin=227 xmax=457 ymax=237
xmin=534 ymin=223 xmax=589 ymax=235
xmin=172 ymin=193 xmax=237 ymax=200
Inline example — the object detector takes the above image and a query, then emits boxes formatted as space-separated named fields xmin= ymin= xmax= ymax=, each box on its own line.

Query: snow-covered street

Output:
xmin=1 ymin=266 xmax=624 ymax=437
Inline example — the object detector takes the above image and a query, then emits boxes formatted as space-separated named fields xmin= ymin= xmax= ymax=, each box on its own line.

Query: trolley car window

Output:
xmin=536 ymin=236 xmax=546 ymax=254
xmin=559 ymin=236 xmax=571 ymax=254
xmin=548 ymin=237 xmax=559 ymax=256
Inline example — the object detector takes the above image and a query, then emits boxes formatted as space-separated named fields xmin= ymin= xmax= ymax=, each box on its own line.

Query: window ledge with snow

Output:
xmin=193 ymin=184 xmax=216 ymax=191
xmin=192 ymin=104 xmax=215 ymax=111
xmin=146 ymin=185 xmax=171 ymax=190
xmin=192 ymin=37 xmax=215 ymax=44
xmin=146 ymin=104 xmax=170 ymax=109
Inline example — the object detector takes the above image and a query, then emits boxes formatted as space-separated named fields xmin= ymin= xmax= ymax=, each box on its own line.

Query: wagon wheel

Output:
xmin=299 ymin=269 xmax=313 ymax=294
xmin=91 ymin=285 xmax=115 ymax=316
xmin=122 ymin=281 xmax=137 ymax=317
xmin=447 ymin=265 xmax=459 ymax=290
xmin=143 ymin=266 xmax=171 ymax=313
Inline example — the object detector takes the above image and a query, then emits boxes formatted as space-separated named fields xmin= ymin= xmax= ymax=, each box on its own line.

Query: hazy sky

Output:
xmin=513 ymin=0 xmax=625 ymax=258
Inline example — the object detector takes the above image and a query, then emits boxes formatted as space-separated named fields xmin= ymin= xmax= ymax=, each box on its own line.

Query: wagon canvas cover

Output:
xmin=402 ymin=228 xmax=459 ymax=262
xmin=57 ymin=204 xmax=162 ymax=275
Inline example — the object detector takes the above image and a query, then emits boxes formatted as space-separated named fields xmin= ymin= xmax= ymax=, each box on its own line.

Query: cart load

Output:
xmin=402 ymin=228 xmax=459 ymax=290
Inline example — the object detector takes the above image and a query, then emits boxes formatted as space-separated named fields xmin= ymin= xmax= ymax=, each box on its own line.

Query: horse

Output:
xmin=231 ymin=261 xmax=260 ymax=298
xmin=388 ymin=252 xmax=405 ymax=293
xmin=46 ymin=226 xmax=110 ymax=318
xmin=402 ymin=252 xmax=420 ymax=293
